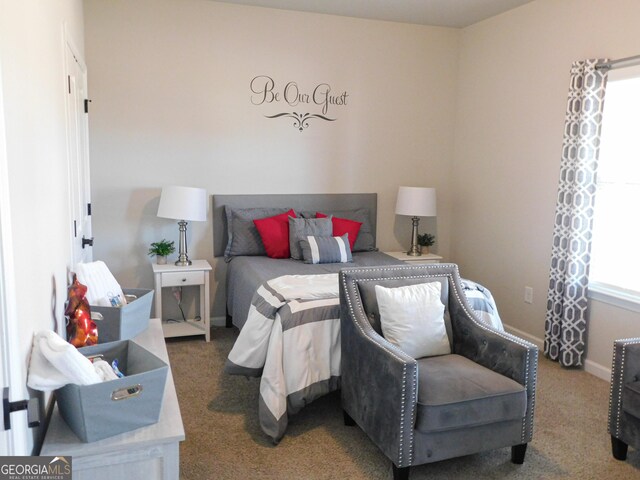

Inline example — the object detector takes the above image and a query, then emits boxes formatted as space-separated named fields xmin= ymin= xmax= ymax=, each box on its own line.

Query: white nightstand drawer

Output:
xmin=162 ymin=270 xmax=204 ymax=287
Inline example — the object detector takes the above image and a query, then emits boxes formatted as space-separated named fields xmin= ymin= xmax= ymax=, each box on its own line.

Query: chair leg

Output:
xmin=611 ymin=436 xmax=628 ymax=461
xmin=392 ymin=464 xmax=410 ymax=480
xmin=511 ymin=443 xmax=527 ymax=464
xmin=343 ymin=409 xmax=356 ymax=426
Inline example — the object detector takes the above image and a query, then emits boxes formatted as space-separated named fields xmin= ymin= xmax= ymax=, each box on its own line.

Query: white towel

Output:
xmin=92 ymin=359 xmax=119 ymax=382
xmin=27 ymin=331 xmax=102 ymax=392
xmin=75 ymin=261 xmax=127 ymax=307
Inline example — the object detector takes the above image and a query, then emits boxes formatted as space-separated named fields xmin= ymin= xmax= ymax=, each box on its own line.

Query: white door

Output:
xmin=65 ymin=37 xmax=93 ymax=266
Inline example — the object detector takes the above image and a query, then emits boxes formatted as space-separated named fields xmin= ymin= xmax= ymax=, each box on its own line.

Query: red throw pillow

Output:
xmin=316 ymin=212 xmax=362 ymax=251
xmin=254 ymin=209 xmax=296 ymax=258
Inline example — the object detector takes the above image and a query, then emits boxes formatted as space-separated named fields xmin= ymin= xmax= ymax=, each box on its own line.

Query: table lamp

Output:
xmin=157 ymin=186 xmax=207 ymax=266
xmin=395 ymin=186 xmax=436 ymax=256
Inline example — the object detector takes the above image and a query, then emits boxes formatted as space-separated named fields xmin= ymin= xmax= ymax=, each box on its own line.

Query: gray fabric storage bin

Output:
xmin=92 ymin=288 xmax=153 ymax=343
xmin=55 ymin=340 xmax=168 ymax=442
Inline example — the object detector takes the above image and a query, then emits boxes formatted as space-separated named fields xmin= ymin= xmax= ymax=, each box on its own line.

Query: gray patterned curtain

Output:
xmin=545 ymin=59 xmax=609 ymax=367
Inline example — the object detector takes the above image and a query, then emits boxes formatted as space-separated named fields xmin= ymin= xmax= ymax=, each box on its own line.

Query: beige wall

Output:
xmin=84 ymin=0 xmax=459 ymax=319
xmin=1 ymin=0 xmax=85 ymax=454
xmin=452 ymin=0 xmax=640 ymax=375
xmin=84 ymin=0 xmax=640 ymax=374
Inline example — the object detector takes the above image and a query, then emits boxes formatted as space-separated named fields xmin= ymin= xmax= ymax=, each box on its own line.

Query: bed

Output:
xmin=213 ymin=193 xmax=503 ymax=443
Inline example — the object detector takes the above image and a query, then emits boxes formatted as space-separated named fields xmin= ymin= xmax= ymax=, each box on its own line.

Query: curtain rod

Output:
xmin=596 ymin=54 xmax=640 ymax=72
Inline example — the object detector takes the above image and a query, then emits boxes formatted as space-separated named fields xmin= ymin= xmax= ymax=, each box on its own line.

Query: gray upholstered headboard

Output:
xmin=212 ymin=193 xmax=377 ymax=257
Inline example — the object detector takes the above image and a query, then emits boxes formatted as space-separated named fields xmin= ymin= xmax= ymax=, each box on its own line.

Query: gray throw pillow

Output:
xmin=288 ymin=216 xmax=332 ymax=260
xmin=224 ymin=206 xmax=291 ymax=260
xmin=302 ymin=208 xmax=376 ymax=252
xmin=299 ymin=234 xmax=353 ymax=264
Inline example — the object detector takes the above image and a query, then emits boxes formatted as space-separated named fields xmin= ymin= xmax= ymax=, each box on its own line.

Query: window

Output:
xmin=589 ymin=66 xmax=640 ymax=308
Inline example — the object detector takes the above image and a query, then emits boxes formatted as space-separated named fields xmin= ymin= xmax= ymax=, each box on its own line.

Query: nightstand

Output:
xmin=385 ymin=251 xmax=443 ymax=264
xmin=152 ymin=259 xmax=211 ymax=342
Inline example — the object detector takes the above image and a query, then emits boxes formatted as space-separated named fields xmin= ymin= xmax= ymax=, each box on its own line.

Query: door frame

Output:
xmin=0 ymin=47 xmax=24 ymax=456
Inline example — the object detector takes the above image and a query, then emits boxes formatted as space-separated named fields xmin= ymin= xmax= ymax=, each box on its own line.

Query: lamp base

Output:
xmin=175 ymin=220 xmax=192 ymax=266
xmin=406 ymin=216 xmax=422 ymax=256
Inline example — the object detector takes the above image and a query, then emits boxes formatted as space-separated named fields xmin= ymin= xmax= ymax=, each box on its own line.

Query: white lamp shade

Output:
xmin=395 ymin=186 xmax=437 ymax=217
xmin=157 ymin=186 xmax=207 ymax=222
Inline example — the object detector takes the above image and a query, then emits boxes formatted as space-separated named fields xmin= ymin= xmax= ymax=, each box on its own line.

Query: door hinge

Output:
xmin=3 ymin=387 xmax=41 ymax=431
xmin=67 ymin=75 xmax=71 ymax=94
xmin=73 ymin=220 xmax=77 ymax=238
xmin=84 ymin=99 xmax=91 ymax=113
xmin=87 ymin=203 xmax=92 ymax=216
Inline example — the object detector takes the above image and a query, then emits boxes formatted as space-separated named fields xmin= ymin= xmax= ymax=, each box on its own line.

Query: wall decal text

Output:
xmin=250 ymin=75 xmax=349 ymax=131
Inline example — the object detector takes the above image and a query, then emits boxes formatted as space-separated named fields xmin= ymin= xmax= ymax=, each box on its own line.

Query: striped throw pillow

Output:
xmin=299 ymin=234 xmax=353 ymax=264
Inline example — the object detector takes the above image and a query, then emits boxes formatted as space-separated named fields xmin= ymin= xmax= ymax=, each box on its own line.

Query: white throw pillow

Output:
xmin=375 ymin=282 xmax=451 ymax=359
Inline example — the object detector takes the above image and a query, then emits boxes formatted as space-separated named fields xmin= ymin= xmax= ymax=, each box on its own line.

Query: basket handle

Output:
xmin=111 ymin=384 xmax=143 ymax=401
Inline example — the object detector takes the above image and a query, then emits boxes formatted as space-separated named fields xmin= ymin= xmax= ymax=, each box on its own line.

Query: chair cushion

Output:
xmin=622 ymin=380 xmax=640 ymax=419
xmin=415 ymin=354 xmax=527 ymax=433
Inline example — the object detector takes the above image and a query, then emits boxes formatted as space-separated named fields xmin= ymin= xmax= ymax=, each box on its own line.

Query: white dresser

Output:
xmin=41 ymin=319 xmax=184 ymax=480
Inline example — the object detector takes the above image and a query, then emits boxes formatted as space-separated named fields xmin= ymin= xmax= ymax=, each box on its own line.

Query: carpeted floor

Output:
xmin=166 ymin=327 xmax=640 ymax=479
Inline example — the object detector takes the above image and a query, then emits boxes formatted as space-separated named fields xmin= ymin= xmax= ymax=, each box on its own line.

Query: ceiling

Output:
xmin=216 ymin=0 xmax=535 ymax=28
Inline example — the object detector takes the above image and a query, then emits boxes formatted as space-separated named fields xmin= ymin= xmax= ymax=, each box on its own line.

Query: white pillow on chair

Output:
xmin=375 ymin=282 xmax=451 ymax=359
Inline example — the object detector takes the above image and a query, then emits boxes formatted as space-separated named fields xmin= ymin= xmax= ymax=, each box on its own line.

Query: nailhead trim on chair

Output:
xmin=341 ymin=264 xmax=539 ymax=464
xmin=609 ymin=343 xmax=618 ymax=436
xmin=520 ymin=346 xmax=539 ymax=443
xmin=609 ymin=337 xmax=640 ymax=437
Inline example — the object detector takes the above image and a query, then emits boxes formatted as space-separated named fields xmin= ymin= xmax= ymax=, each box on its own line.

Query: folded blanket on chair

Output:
xmin=460 ymin=279 xmax=503 ymax=331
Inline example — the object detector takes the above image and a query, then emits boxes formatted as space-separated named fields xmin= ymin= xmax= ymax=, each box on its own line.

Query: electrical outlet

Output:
xmin=524 ymin=286 xmax=533 ymax=304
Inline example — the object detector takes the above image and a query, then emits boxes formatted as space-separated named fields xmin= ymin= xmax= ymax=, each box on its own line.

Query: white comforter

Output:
xmin=225 ymin=274 xmax=341 ymax=442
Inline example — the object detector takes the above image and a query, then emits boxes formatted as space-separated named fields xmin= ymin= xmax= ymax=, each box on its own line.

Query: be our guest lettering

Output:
xmin=250 ymin=75 xmax=349 ymax=116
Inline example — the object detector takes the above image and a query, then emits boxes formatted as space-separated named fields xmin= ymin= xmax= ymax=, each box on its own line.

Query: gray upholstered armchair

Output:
xmin=339 ymin=264 xmax=538 ymax=480
xmin=609 ymin=337 xmax=640 ymax=461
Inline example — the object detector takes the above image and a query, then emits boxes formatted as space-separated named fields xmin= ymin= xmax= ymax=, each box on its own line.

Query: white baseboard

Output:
xmin=584 ymin=359 xmax=611 ymax=382
xmin=503 ymin=324 xmax=544 ymax=350
xmin=503 ymin=323 xmax=611 ymax=382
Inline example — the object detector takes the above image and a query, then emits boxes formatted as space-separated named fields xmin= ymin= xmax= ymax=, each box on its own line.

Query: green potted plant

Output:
xmin=417 ymin=233 xmax=435 ymax=254
xmin=148 ymin=239 xmax=175 ymax=265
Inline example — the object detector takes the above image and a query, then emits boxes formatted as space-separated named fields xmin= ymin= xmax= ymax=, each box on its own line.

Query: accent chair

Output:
xmin=339 ymin=264 xmax=538 ymax=480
